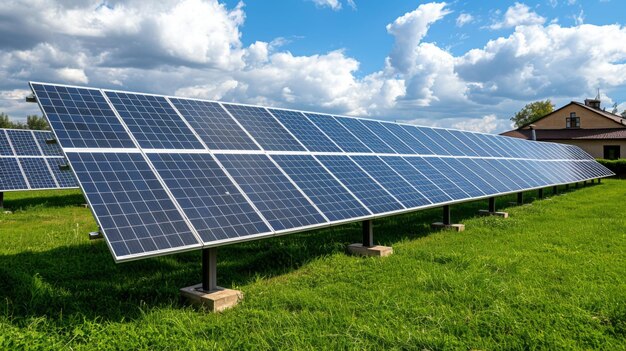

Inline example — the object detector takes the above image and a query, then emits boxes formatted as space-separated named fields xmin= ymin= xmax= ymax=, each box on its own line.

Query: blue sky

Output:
xmin=1 ymin=0 xmax=625 ymax=133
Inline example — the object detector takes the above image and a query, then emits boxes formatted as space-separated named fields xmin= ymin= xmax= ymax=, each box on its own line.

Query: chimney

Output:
xmin=529 ymin=124 xmax=537 ymax=141
xmin=584 ymin=98 xmax=601 ymax=109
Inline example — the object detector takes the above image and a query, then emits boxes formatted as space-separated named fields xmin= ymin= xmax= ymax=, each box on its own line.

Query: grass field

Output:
xmin=0 ymin=180 xmax=625 ymax=350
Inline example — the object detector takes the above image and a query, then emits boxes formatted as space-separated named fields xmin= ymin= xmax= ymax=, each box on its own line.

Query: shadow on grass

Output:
xmin=0 ymin=185 xmax=592 ymax=326
xmin=3 ymin=192 xmax=86 ymax=211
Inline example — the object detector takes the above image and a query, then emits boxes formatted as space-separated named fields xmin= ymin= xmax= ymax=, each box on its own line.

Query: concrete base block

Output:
xmin=2 ymin=210 xmax=12 ymax=214
xmin=431 ymin=222 xmax=465 ymax=232
xmin=478 ymin=209 xmax=509 ymax=218
xmin=180 ymin=284 xmax=243 ymax=312
xmin=80 ymin=204 xmax=89 ymax=208
xmin=347 ymin=243 xmax=393 ymax=257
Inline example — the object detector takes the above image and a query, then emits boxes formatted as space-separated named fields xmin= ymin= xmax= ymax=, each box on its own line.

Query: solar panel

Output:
xmin=147 ymin=152 xmax=271 ymax=243
xmin=67 ymin=152 xmax=201 ymax=261
xmin=269 ymin=109 xmax=341 ymax=152
xmin=0 ymin=131 xmax=13 ymax=155
xmin=215 ymin=153 xmax=326 ymax=232
xmin=30 ymin=82 xmax=613 ymax=263
xmin=0 ymin=158 xmax=28 ymax=190
xmin=105 ymin=91 xmax=204 ymax=150
xmin=170 ymin=98 xmax=259 ymax=151
xmin=222 ymin=104 xmax=305 ymax=151
xmin=33 ymin=130 xmax=63 ymax=156
xmin=7 ymin=130 xmax=40 ymax=156
xmin=30 ymin=83 xmax=135 ymax=149
xmin=271 ymin=154 xmax=371 ymax=221
xmin=46 ymin=157 xmax=79 ymax=188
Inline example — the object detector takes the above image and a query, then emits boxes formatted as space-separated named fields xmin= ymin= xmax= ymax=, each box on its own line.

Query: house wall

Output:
xmin=544 ymin=139 xmax=626 ymax=159
xmin=529 ymin=104 xmax=622 ymax=129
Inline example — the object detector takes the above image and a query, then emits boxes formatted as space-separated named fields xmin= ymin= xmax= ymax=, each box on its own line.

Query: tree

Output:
xmin=26 ymin=114 xmax=49 ymax=130
xmin=0 ymin=112 xmax=10 ymax=128
xmin=622 ymin=110 xmax=626 ymax=118
xmin=611 ymin=103 xmax=619 ymax=114
xmin=510 ymin=99 xmax=555 ymax=128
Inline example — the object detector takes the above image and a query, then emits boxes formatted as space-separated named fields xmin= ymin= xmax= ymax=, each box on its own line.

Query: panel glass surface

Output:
xmin=269 ymin=109 xmax=341 ymax=152
xmin=148 ymin=153 xmax=271 ymax=242
xmin=0 ymin=158 xmax=28 ymax=190
xmin=105 ymin=92 xmax=203 ymax=150
xmin=306 ymin=113 xmax=371 ymax=153
xmin=382 ymin=123 xmax=433 ymax=155
xmin=223 ymin=104 xmax=305 ymax=151
xmin=427 ymin=129 xmax=466 ymax=156
xmin=469 ymin=159 xmax=520 ymax=192
xmin=351 ymin=156 xmax=430 ymax=208
xmin=316 ymin=155 xmax=403 ymax=214
xmin=216 ymin=153 xmax=325 ymax=231
xmin=31 ymin=83 xmax=135 ymax=149
xmin=0 ymin=131 xmax=13 ymax=155
xmin=7 ymin=130 xmax=39 ymax=156
xmin=381 ymin=156 xmax=451 ymax=204
xmin=20 ymin=158 xmax=56 ymax=189
xmin=33 ymin=131 xmax=63 ymax=156
xmin=272 ymin=154 xmax=371 ymax=221
xmin=446 ymin=130 xmax=482 ymax=157
xmin=336 ymin=117 xmax=395 ymax=153
xmin=67 ymin=152 xmax=200 ymax=260
xmin=404 ymin=157 xmax=470 ymax=200
xmin=423 ymin=158 xmax=486 ymax=197
xmin=359 ymin=120 xmax=415 ymax=154
xmin=46 ymin=157 xmax=79 ymax=188
xmin=401 ymin=126 xmax=449 ymax=155
xmin=170 ymin=98 xmax=259 ymax=150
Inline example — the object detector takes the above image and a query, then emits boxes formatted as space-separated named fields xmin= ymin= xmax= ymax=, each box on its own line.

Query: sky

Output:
xmin=1 ymin=0 xmax=626 ymax=134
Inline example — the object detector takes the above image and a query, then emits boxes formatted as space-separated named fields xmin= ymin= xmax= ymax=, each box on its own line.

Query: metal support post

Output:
xmin=202 ymin=248 xmax=217 ymax=292
xmin=488 ymin=197 xmax=496 ymax=212
xmin=538 ymin=188 xmax=543 ymax=199
xmin=598 ymin=178 xmax=601 ymax=184
xmin=517 ymin=192 xmax=523 ymax=205
xmin=362 ymin=220 xmax=373 ymax=247
xmin=553 ymin=185 xmax=558 ymax=194
xmin=443 ymin=205 xmax=451 ymax=225
xmin=565 ymin=184 xmax=570 ymax=190
xmin=0 ymin=192 xmax=3 ymax=209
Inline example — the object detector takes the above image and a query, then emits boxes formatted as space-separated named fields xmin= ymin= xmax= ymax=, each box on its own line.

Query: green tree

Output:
xmin=510 ymin=99 xmax=555 ymax=128
xmin=611 ymin=103 xmax=618 ymax=114
xmin=0 ymin=112 xmax=10 ymax=128
xmin=26 ymin=114 xmax=49 ymax=130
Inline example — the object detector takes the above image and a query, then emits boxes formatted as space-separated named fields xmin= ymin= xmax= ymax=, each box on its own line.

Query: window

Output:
xmin=566 ymin=112 xmax=580 ymax=128
xmin=604 ymin=145 xmax=620 ymax=160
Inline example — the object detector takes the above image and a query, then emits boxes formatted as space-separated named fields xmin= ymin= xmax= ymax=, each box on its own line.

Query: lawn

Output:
xmin=0 ymin=180 xmax=624 ymax=350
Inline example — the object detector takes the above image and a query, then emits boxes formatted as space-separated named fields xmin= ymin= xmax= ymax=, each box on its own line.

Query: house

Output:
xmin=501 ymin=98 xmax=626 ymax=159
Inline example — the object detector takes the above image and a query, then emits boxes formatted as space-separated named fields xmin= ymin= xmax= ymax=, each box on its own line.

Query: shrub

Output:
xmin=596 ymin=158 xmax=626 ymax=176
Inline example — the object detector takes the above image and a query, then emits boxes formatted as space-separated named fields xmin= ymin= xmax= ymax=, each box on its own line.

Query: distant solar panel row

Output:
xmin=0 ymin=129 xmax=78 ymax=191
xmin=30 ymin=82 xmax=613 ymax=262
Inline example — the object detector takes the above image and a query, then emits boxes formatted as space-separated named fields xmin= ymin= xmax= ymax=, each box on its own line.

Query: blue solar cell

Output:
xmin=470 ymin=159 xmax=521 ymax=192
xmin=456 ymin=158 xmax=512 ymax=193
xmin=442 ymin=158 xmax=500 ymax=195
xmin=446 ymin=130 xmax=482 ymax=157
xmin=67 ymin=152 xmax=200 ymax=260
xmin=523 ymin=160 xmax=560 ymax=185
xmin=216 ymin=153 xmax=325 ymax=231
xmin=31 ymin=83 xmax=135 ymax=149
xmin=423 ymin=158 xmax=486 ymax=197
xmin=380 ymin=156 xmax=451 ymax=204
xmin=472 ymin=133 xmax=510 ymax=158
xmin=492 ymin=159 xmax=534 ymax=189
xmin=382 ymin=123 xmax=434 ymax=155
xmin=401 ymin=126 xmax=450 ymax=155
xmin=33 ymin=131 xmax=63 ymax=156
xmin=46 ymin=158 xmax=79 ymax=188
xmin=306 ymin=113 xmax=371 ymax=153
xmin=0 ymin=158 xmax=28 ymax=190
xmin=272 ymin=154 xmax=371 ymax=221
xmin=316 ymin=155 xmax=403 ymax=214
xmin=20 ymin=158 xmax=57 ymax=189
xmin=269 ymin=109 xmax=341 ymax=152
xmin=105 ymin=92 xmax=204 ymax=150
xmin=404 ymin=157 xmax=470 ymax=200
xmin=0 ymin=131 xmax=13 ymax=156
xmin=169 ymin=98 xmax=259 ymax=150
xmin=360 ymin=120 xmax=415 ymax=154
xmin=223 ymin=104 xmax=305 ymax=151
xmin=7 ymin=130 xmax=40 ymax=156
xmin=351 ymin=156 xmax=431 ymax=208
xmin=428 ymin=129 xmax=466 ymax=156
xmin=148 ymin=153 xmax=271 ymax=242
xmin=335 ymin=117 xmax=395 ymax=153
xmin=502 ymin=159 xmax=544 ymax=187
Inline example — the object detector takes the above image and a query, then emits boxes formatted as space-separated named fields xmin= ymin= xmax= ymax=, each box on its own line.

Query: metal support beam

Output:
xmin=517 ymin=192 xmax=523 ymax=205
xmin=0 ymin=192 xmax=3 ymax=209
xmin=553 ymin=185 xmax=558 ymax=194
xmin=583 ymin=180 xmax=587 ymax=186
xmin=575 ymin=182 xmax=579 ymax=188
xmin=362 ymin=219 xmax=373 ymax=247
xmin=202 ymin=248 xmax=217 ymax=292
xmin=443 ymin=205 xmax=451 ymax=226
xmin=598 ymin=178 xmax=602 ymax=184
xmin=565 ymin=184 xmax=570 ymax=190
xmin=488 ymin=197 xmax=496 ymax=212
xmin=538 ymin=188 xmax=543 ymax=199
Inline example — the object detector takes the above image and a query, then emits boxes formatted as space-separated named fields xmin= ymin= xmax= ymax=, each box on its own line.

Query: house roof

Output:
xmin=517 ymin=101 xmax=626 ymax=129
xmin=501 ymin=128 xmax=626 ymax=140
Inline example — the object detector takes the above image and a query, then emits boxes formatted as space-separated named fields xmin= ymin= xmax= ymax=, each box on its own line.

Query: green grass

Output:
xmin=0 ymin=181 xmax=625 ymax=350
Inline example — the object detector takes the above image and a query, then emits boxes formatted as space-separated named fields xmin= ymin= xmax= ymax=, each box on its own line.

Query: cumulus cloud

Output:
xmin=490 ymin=2 xmax=546 ymax=29
xmin=456 ymin=13 xmax=474 ymax=27
xmin=309 ymin=0 xmax=356 ymax=11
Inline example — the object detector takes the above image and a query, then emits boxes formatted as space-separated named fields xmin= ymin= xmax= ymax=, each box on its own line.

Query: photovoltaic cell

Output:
xmin=404 ymin=157 xmax=470 ymax=200
xmin=216 ymin=153 xmax=326 ymax=231
xmin=223 ymin=104 xmax=305 ymax=151
xmin=469 ymin=159 xmax=519 ymax=192
xmin=148 ymin=153 xmax=271 ymax=242
xmin=31 ymin=83 xmax=135 ymax=149
xmin=446 ymin=130 xmax=481 ymax=157
xmin=306 ymin=113 xmax=371 ymax=153
xmin=33 ymin=130 xmax=63 ymax=156
xmin=351 ymin=156 xmax=430 ymax=208
xmin=423 ymin=158 xmax=485 ymax=197
xmin=357 ymin=120 xmax=414 ymax=154
xmin=316 ymin=155 xmax=403 ymax=214
xmin=427 ymin=129 xmax=466 ymax=156
xmin=269 ymin=109 xmax=341 ymax=152
xmin=335 ymin=117 xmax=395 ymax=153
xmin=105 ymin=92 xmax=204 ymax=150
xmin=381 ymin=123 xmax=433 ymax=155
xmin=7 ymin=130 xmax=39 ymax=156
xmin=401 ymin=126 xmax=449 ymax=155
xmin=443 ymin=158 xmax=500 ymax=195
xmin=67 ymin=152 xmax=200 ymax=261
xmin=272 ymin=154 xmax=371 ymax=221
xmin=0 ymin=158 xmax=28 ymax=190
xmin=20 ymin=158 xmax=57 ymax=189
xmin=381 ymin=156 xmax=451 ymax=204
xmin=0 ymin=131 xmax=12 ymax=155
xmin=46 ymin=157 xmax=79 ymax=188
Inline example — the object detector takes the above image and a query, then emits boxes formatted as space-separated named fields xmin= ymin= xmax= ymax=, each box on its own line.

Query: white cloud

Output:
xmin=56 ymin=68 xmax=88 ymax=84
xmin=490 ymin=2 xmax=546 ymax=29
xmin=573 ymin=9 xmax=584 ymax=25
xmin=309 ymin=0 xmax=356 ymax=11
xmin=456 ymin=13 xmax=474 ymax=27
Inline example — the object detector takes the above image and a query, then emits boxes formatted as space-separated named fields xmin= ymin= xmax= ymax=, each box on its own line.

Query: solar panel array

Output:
xmin=0 ymin=128 xmax=79 ymax=192
xmin=30 ymin=82 xmax=614 ymax=262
